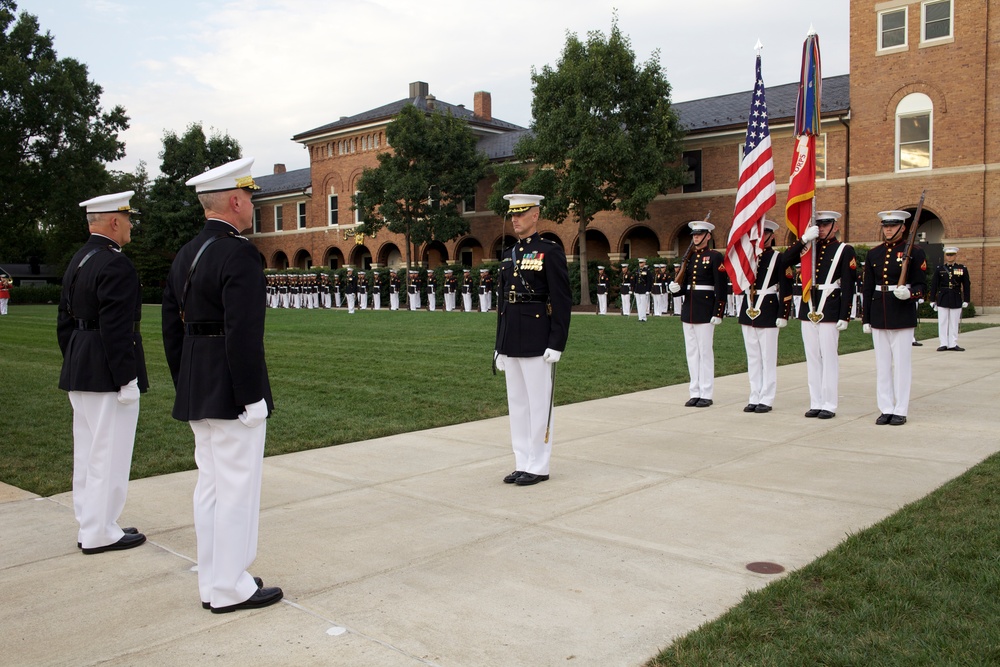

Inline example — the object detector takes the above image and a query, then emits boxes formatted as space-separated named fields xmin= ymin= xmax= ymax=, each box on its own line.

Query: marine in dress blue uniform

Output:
xmin=634 ymin=258 xmax=653 ymax=322
xmin=596 ymin=266 xmax=609 ymax=314
xmin=781 ymin=211 xmax=857 ymax=419
xmin=162 ymin=157 xmax=282 ymax=613
xmin=494 ymin=194 xmax=571 ymax=486
xmin=929 ymin=246 xmax=970 ymax=351
xmin=738 ymin=219 xmax=794 ymax=413
xmin=862 ymin=210 xmax=928 ymax=426
xmin=58 ymin=191 xmax=148 ymax=554
xmin=668 ymin=220 xmax=727 ymax=407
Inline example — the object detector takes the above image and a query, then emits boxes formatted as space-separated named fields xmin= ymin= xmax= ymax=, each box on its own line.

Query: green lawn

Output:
xmin=0 ymin=304 xmax=979 ymax=496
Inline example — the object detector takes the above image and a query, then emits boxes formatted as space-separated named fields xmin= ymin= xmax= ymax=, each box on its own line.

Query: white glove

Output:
xmin=710 ymin=316 xmax=722 ymax=326
xmin=239 ymin=398 xmax=268 ymax=428
xmin=494 ymin=352 xmax=506 ymax=372
xmin=835 ymin=319 xmax=848 ymax=331
xmin=667 ymin=281 xmax=681 ymax=294
xmin=542 ymin=348 xmax=561 ymax=364
xmin=863 ymin=323 xmax=872 ymax=334
xmin=117 ymin=378 xmax=140 ymax=405
xmin=775 ymin=318 xmax=787 ymax=329
xmin=962 ymin=302 xmax=969 ymax=308
xmin=931 ymin=303 xmax=938 ymax=311
xmin=893 ymin=285 xmax=911 ymax=301
xmin=801 ymin=225 xmax=820 ymax=243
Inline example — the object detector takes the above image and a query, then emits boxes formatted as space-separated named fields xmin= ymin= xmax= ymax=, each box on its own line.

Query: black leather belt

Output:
xmin=76 ymin=319 xmax=141 ymax=332
xmin=185 ymin=322 xmax=224 ymax=336
xmin=507 ymin=292 xmax=549 ymax=304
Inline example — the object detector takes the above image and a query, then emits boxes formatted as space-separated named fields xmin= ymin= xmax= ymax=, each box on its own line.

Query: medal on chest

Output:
xmin=518 ymin=251 xmax=545 ymax=272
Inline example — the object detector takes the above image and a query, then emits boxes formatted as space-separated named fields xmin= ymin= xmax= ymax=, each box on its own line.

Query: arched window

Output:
xmin=896 ymin=92 xmax=932 ymax=171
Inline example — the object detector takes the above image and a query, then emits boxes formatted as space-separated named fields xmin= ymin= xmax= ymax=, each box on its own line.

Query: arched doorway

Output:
xmin=455 ymin=236 xmax=484 ymax=267
xmin=574 ymin=229 xmax=611 ymax=263
xmin=324 ymin=246 xmax=344 ymax=269
xmin=271 ymin=251 xmax=289 ymax=270
xmin=293 ymin=249 xmax=312 ymax=270
xmin=493 ymin=235 xmax=517 ymax=261
xmin=349 ymin=245 xmax=372 ymax=270
xmin=423 ymin=240 xmax=448 ymax=267
xmin=378 ymin=242 xmax=403 ymax=268
xmin=621 ymin=225 xmax=659 ymax=261
xmin=539 ymin=232 xmax=564 ymax=250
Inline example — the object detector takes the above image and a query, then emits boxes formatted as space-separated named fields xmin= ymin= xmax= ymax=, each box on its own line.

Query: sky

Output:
xmin=19 ymin=0 xmax=850 ymax=179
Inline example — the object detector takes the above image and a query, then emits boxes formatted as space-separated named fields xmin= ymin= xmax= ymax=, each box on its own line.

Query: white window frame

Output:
xmin=878 ymin=7 xmax=908 ymax=52
xmin=297 ymin=201 xmax=307 ymax=229
xmin=895 ymin=93 xmax=933 ymax=172
xmin=921 ymin=0 xmax=953 ymax=44
xmin=328 ymin=193 xmax=339 ymax=226
xmin=252 ymin=207 xmax=261 ymax=234
xmin=274 ymin=204 xmax=283 ymax=232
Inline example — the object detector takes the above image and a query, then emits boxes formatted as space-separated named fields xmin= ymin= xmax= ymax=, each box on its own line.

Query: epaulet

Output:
xmin=540 ymin=237 xmax=558 ymax=245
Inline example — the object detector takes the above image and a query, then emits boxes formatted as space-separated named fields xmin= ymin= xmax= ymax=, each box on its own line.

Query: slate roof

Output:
xmin=673 ymin=74 xmax=850 ymax=132
xmin=292 ymin=94 xmax=526 ymax=142
xmin=253 ymin=167 xmax=312 ymax=197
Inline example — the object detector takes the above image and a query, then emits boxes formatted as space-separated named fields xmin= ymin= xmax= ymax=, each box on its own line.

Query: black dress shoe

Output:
xmin=875 ymin=413 xmax=893 ymax=425
xmin=79 ymin=526 xmax=138 ymax=549
xmin=695 ymin=399 xmax=713 ymax=408
xmin=743 ymin=404 xmax=758 ymax=413
xmin=503 ymin=471 xmax=525 ymax=484
xmin=754 ymin=404 xmax=772 ymax=413
xmin=912 ymin=341 xmax=923 ymax=346
xmin=204 ymin=577 xmax=264 ymax=609
xmin=949 ymin=346 xmax=965 ymax=352
xmin=210 ymin=586 xmax=283 ymax=614
xmin=804 ymin=409 xmax=821 ymax=418
xmin=685 ymin=397 xmax=700 ymax=407
xmin=81 ymin=531 xmax=146 ymax=555
xmin=818 ymin=410 xmax=835 ymax=419
xmin=890 ymin=415 xmax=907 ymax=426
xmin=514 ymin=473 xmax=549 ymax=486
xmin=936 ymin=346 xmax=949 ymax=352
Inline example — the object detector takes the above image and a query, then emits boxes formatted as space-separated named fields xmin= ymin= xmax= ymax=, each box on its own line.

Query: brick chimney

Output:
xmin=273 ymin=163 xmax=286 ymax=174
xmin=474 ymin=91 xmax=492 ymax=121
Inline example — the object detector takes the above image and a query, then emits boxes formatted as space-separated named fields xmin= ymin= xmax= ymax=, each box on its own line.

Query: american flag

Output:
xmin=726 ymin=54 xmax=777 ymax=295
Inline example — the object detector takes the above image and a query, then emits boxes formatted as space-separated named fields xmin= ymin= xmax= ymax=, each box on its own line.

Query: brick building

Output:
xmin=249 ymin=0 xmax=998 ymax=309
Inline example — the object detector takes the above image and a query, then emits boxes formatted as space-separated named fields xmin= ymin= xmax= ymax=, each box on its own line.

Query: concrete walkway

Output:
xmin=3 ymin=322 xmax=1000 ymax=667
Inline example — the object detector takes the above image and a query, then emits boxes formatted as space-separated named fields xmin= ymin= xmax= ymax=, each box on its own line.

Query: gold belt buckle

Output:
xmin=508 ymin=291 xmax=517 ymax=304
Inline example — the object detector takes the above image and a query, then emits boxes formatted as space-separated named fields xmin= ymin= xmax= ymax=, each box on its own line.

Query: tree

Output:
xmin=489 ymin=15 xmax=687 ymax=305
xmin=0 ymin=0 xmax=129 ymax=266
xmin=354 ymin=104 xmax=487 ymax=279
xmin=134 ymin=123 xmax=242 ymax=286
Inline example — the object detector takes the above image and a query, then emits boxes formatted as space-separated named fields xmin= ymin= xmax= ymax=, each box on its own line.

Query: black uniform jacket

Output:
xmin=596 ymin=274 xmax=609 ymax=295
xmin=737 ymin=247 xmax=794 ymax=328
xmin=678 ymin=249 xmax=727 ymax=324
xmin=495 ymin=233 xmax=571 ymax=357
xmin=863 ymin=240 xmax=927 ymax=330
xmin=930 ymin=263 xmax=970 ymax=309
xmin=162 ymin=219 xmax=273 ymax=421
xmin=344 ymin=273 xmax=357 ymax=294
xmin=783 ymin=237 xmax=857 ymax=322
xmin=58 ymin=234 xmax=148 ymax=393
xmin=634 ymin=266 xmax=653 ymax=294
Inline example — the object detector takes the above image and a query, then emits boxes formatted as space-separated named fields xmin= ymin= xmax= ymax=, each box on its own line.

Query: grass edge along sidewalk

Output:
xmin=648 ymin=451 xmax=1000 ymax=666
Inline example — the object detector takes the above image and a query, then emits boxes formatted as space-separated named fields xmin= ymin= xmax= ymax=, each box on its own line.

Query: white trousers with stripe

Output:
xmin=504 ymin=356 xmax=554 ymax=476
xmin=70 ymin=391 xmax=138 ymax=550
xmin=190 ymin=418 xmax=266 ymax=608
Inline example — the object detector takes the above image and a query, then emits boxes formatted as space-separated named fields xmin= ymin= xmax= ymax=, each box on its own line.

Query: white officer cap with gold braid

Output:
xmin=503 ymin=193 xmax=544 ymax=214
xmin=79 ymin=190 xmax=139 ymax=214
xmin=186 ymin=156 xmax=260 ymax=193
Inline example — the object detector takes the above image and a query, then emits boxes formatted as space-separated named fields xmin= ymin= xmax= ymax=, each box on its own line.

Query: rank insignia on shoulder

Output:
xmin=920 ymin=260 xmax=927 ymax=271
xmin=849 ymin=258 xmax=857 ymax=270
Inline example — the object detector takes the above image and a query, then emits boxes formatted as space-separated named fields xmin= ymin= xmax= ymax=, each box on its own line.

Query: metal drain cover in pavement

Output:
xmin=746 ymin=561 xmax=785 ymax=574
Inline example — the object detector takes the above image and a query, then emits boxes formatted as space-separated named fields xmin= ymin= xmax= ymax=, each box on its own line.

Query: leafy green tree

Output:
xmin=0 ymin=0 xmax=128 ymax=265
xmin=354 ymin=104 xmax=487 ymax=281
xmin=489 ymin=15 xmax=687 ymax=305
xmin=135 ymin=123 xmax=242 ymax=286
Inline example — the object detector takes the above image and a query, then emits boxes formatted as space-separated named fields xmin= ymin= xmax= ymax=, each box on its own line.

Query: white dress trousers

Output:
xmin=463 ymin=293 xmax=473 ymax=312
xmin=503 ymin=356 xmax=554 ymax=476
xmin=373 ymin=293 xmax=381 ymax=310
xmin=346 ymin=293 xmax=356 ymax=314
xmin=390 ymin=292 xmax=399 ymax=310
xmin=872 ymin=328 xmax=914 ymax=417
xmin=597 ymin=293 xmax=607 ymax=314
xmin=621 ymin=293 xmax=632 ymax=316
xmin=683 ymin=322 xmax=716 ymax=399
xmin=191 ymin=418 xmax=266 ymax=609
xmin=635 ymin=293 xmax=650 ymax=321
xmin=800 ymin=321 xmax=840 ymax=412
xmin=741 ymin=325 xmax=779 ymax=407
xmin=937 ymin=308 xmax=961 ymax=348
xmin=445 ymin=292 xmax=456 ymax=311
xmin=70 ymin=391 xmax=138 ymax=550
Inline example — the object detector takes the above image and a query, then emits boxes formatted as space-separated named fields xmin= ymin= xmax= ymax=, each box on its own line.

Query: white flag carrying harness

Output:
xmin=809 ymin=243 xmax=847 ymax=324
xmin=747 ymin=251 xmax=779 ymax=320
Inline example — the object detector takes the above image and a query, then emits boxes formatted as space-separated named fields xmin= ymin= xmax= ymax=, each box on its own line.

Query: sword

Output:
xmin=544 ymin=362 xmax=556 ymax=444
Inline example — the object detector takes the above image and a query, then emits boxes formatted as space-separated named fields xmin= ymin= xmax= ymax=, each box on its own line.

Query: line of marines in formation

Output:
xmin=264 ymin=267 xmax=496 ymax=313
xmin=662 ymin=210 xmax=971 ymax=426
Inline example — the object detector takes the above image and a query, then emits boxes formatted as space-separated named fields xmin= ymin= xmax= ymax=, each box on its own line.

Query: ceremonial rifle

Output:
xmin=898 ymin=189 xmax=927 ymax=287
